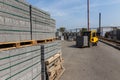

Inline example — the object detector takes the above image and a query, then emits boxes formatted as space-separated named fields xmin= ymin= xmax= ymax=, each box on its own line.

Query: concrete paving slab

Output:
xmin=60 ymin=41 xmax=120 ymax=80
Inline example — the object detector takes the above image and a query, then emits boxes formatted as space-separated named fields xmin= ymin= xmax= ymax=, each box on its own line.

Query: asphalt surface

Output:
xmin=60 ymin=41 xmax=120 ymax=80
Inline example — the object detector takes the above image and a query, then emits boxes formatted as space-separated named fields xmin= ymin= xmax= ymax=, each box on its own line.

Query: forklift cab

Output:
xmin=76 ymin=30 xmax=99 ymax=48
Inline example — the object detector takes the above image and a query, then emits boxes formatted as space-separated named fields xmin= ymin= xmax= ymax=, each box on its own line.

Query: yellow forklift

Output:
xmin=90 ymin=30 xmax=99 ymax=46
xmin=76 ymin=30 xmax=99 ymax=48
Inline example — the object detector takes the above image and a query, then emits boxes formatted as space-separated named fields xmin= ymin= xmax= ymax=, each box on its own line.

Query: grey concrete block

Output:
xmin=0 ymin=73 xmax=10 ymax=80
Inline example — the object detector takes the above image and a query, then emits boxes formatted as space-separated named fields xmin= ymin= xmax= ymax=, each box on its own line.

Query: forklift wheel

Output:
xmin=92 ymin=43 xmax=94 ymax=46
xmin=95 ymin=43 xmax=97 ymax=46
xmin=91 ymin=43 xmax=97 ymax=46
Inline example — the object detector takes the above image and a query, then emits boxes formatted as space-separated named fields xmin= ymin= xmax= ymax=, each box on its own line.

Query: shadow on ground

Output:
xmin=68 ymin=45 xmax=77 ymax=48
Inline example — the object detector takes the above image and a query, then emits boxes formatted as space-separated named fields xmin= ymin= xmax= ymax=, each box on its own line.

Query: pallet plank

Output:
xmin=0 ymin=38 xmax=56 ymax=51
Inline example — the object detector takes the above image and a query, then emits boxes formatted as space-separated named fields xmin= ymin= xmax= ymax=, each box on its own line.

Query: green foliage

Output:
xmin=81 ymin=28 xmax=87 ymax=35
xmin=105 ymin=32 xmax=110 ymax=38
xmin=59 ymin=27 xmax=66 ymax=32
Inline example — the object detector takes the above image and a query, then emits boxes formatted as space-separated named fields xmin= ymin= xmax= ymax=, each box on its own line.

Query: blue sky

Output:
xmin=26 ymin=0 xmax=120 ymax=29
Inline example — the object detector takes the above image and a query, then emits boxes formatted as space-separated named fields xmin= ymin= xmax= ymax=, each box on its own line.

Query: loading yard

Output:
xmin=0 ymin=0 xmax=120 ymax=80
xmin=60 ymin=41 xmax=120 ymax=80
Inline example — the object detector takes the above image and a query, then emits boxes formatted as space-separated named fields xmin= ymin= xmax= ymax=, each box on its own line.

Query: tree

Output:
xmin=81 ymin=28 xmax=87 ymax=35
xmin=59 ymin=27 xmax=66 ymax=32
xmin=105 ymin=32 xmax=110 ymax=38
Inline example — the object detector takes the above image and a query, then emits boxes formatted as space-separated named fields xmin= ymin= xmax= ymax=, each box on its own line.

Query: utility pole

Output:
xmin=87 ymin=0 xmax=90 ymax=31
xmin=99 ymin=13 xmax=101 ymax=34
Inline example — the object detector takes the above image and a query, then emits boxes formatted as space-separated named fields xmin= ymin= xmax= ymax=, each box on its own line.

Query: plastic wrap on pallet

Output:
xmin=0 ymin=45 xmax=41 ymax=80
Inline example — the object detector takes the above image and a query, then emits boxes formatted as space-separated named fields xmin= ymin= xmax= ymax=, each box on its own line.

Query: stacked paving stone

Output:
xmin=0 ymin=41 xmax=62 ymax=80
xmin=0 ymin=0 xmax=56 ymax=42
xmin=43 ymin=41 xmax=61 ymax=60
xmin=0 ymin=0 xmax=63 ymax=80
xmin=0 ymin=45 xmax=41 ymax=80
xmin=0 ymin=0 xmax=31 ymax=42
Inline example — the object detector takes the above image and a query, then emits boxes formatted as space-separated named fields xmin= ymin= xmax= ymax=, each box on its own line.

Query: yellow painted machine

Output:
xmin=76 ymin=30 xmax=99 ymax=48
xmin=90 ymin=30 xmax=99 ymax=46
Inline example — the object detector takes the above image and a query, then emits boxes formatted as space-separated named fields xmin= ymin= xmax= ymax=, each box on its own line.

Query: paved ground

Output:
xmin=60 ymin=41 xmax=120 ymax=80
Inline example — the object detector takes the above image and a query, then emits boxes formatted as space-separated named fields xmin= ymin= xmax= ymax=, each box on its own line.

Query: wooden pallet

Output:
xmin=45 ymin=53 xmax=61 ymax=65
xmin=0 ymin=38 xmax=57 ymax=51
xmin=37 ymin=39 xmax=46 ymax=44
xmin=45 ymin=51 xmax=65 ymax=80
xmin=55 ymin=67 xmax=65 ymax=80
xmin=48 ymin=64 xmax=65 ymax=80
xmin=0 ymin=40 xmax=36 ymax=51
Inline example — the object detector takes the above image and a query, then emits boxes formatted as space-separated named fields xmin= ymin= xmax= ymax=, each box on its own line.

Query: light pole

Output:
xmin=87 ymin=0 xmax=90 ymax=31
xmin=99 ymin=13 xmax=101 ymax=34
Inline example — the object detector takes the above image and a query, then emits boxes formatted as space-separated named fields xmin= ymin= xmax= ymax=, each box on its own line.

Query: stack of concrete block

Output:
xmin=113 ymin=29 xmax=120 ymax=40
xmin=47 ymin=18 xmax=56 ymax=38
xmin=31 ymin=7 xmax=50 ymax=40
xmin=41 ymin=40 xmax=64 ymax=80
xmin=0 ymin=0 xmax=59 ymax=80
xmin=0 ymin=0 xmax=56 ymax=43
xmin=0 ymin=45 xmax=41 ymax=80
xmin=41 ymin=41 xmax=61 ymax=60
xmin=0 ymin=40 xmax=62 ymax=80
xmin=0 ymin=0 xmax=31 ymax=42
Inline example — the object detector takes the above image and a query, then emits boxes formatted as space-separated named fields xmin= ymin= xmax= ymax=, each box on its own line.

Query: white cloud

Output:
xmin=28 ymin=0 xmax=120 ymax=28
